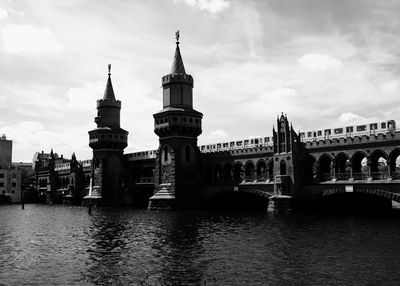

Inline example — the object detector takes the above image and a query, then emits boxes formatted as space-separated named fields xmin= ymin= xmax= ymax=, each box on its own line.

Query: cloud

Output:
xmin=176 ymin=0 xmax=230 ymax=14
xmin=200 ymin=129 xmax=228 ymax=144
xmin=0 ymin=8 xmax=8 ymax=20
xmin=298 ymin=53 xmax=342 ymax=71
xmin=67 ymin=81 xmax=104 ymax=112
xmin=338 ymin=112 xmax=370 ymax=125
xmin=1 ymin=24 xmax=61 ymax=54
xmin=261 ymin=87 xmax=297 ymax=99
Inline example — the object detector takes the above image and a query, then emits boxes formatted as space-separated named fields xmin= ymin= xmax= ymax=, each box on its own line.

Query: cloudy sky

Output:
xmin=1 ymin=0 xmax=400 ymax=162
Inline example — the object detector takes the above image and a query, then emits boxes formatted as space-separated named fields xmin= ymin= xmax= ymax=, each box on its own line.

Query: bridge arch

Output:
xmin=256 ymin=159 xmax=267 ymax=182
xmin=204 ymin=188 xmax=270 ymax=210
xmin=214 ymin=164 xmax=222 ymax=183
xmin=223 ymin=163 xmax=232 ymax=183
xmin=267 ymin=159 xmax=274 ymax=181
xmin=310 ymin=187 xmax=397 ymax=212
xmin=318 ymin=153 xmax=332 ymax=181
xmin=370 ymin=149 xmax=388 ymax=176
xmin=304 ymin=154 xmax=317 ymax=182
xmin=244 ymin=160 xmax=255 ymax=182
xmin=204 ymin=164 xmax=213 ymax=183
xmin=351 ymin=151 xmax=368 ymax=179
xmin=334 ymin=152 xmax=350 ymax=180
xmin=233 ymin=162 xmax=243 ymax=184
xmin=389 ymin=148 xmax=400 ymax=177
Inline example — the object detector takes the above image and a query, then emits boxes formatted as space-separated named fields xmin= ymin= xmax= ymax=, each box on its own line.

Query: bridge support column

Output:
xmin=367 ymin=158 xmax=373 ymax=182
xmin=267 ymin=195 xmax=292 ymax=214
xmin=349 ymin=163 xmax=354 ymax=181
xmin=387 ymin=160 xmax=392 ymax=180
xmin=331 ymin=162 xmax=336 ymax=182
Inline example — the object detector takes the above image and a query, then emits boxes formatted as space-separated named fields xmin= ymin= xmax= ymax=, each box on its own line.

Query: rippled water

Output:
xmin=1 ymin=205 xmax=400 ymax=285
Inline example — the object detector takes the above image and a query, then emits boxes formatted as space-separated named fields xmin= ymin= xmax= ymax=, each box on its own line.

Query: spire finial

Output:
xmin=108 ymin=64 xmax=111 ymax=76
xmin=170 ymin=30 xmax=186 ymax=74
xmin=175 ymin=30 xmax=180 ymax=45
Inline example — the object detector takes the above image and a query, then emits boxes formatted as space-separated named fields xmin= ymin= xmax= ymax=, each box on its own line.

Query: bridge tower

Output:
xmin=149 ymin=32 xmax=203 ymax=210
xmin=269 ymin=114 xmax=302 ymax=212
xmin=88 ymin=65 xmax=128 ymax=205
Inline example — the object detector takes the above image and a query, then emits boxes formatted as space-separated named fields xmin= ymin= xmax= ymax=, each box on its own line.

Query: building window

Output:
xmin=12 ymin=173 xmax=16 ymax=178
xmin=11 ymin=191 xmax=15 ymax=194
xmin=163 ymin=146 xmax=168 ymax=162
xmin=0 ymin=174 xmax=4 ymax=178
xmin=0 ymin=182 xmax=4 ymax=187
xmin=12 ymin=182 xmax=16 ymax=187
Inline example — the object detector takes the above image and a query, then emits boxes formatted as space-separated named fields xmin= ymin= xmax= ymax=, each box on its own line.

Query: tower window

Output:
xmin=189 ymin=118 xmax=193 ymax=123
xmin=183 ymin=118 xmax=187 ymax=122
xmin=173 ymin=117 xmax=178 ymax=122
xmin=164 ymin=146 xmax=168 ymax=162
xmin=185 ymin=145 xmax=191 ymax=162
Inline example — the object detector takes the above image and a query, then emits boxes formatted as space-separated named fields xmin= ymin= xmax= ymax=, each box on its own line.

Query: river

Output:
xmin=1 ymin=204 xmax=400 ymax=285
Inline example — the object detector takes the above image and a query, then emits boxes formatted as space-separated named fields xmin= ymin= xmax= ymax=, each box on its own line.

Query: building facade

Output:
xmin=0 ymin=135 xmax=22 ymax=203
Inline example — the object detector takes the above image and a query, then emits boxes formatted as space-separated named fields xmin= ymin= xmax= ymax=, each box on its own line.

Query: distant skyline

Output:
xmin=1 ymin=0 xmax=400 ymax=162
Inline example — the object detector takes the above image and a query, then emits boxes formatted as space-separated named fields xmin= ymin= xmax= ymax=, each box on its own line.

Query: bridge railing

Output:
xmin=257 ymin=175 xmax=267 ymax=182
xmin=392 ymin=172 xmax=400 ymax=179
xmin=320 ymin=173 xmax=332 ymax=182
xmin=371 ymin=172 xmax=389 ymax=180
xmin=135 ymin=177 xmax=155 ymax=184
xmin=245 ymin=175 xmax=255 ymax=182
xmin=335 ymin=173 xmax=351 ymax=180
xmin=352 ymin=172 xmax=368 ymax=180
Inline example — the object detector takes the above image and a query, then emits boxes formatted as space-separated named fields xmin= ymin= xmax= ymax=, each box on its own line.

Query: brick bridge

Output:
xmin=129 ymin=115 xmax=400 ymax=211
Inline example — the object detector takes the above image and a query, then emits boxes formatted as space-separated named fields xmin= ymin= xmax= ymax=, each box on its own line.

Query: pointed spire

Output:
xmin=170 ymin=30 xmax=186 ymax=74
xmin=103 ymin=64 xmax=116 ymax=100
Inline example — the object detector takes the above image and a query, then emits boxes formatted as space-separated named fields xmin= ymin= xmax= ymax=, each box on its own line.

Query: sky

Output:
xmin=1 ymin=0 xmax=400 ymax=162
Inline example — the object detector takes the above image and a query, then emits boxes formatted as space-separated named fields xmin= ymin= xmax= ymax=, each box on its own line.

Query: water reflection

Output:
xmin=1 ymin=205 xmax=400 ymax=285
xmin=150 ymin=212 xmax=204 ymax=285
xmin=83 ymin=209 xmax=130 ymax=285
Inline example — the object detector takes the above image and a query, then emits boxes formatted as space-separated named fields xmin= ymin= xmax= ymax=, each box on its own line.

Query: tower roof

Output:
xmin=103 ymin=64 xmax=116 ymax=100
xmin=170 ymin=31 xmax=186 ymax=74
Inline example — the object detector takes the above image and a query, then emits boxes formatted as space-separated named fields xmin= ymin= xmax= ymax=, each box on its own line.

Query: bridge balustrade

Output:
xmin=352 ymin=172 xmax=368 ymax=181
xmin=392 ymin=172 xmax=400 ymax=180
xmin=320 ymin=173 xmax=332 ymax=182
xmin=245 ymin=175 xmax=255 ymax=182
xmin=135 ymin=177 xmax=155 ymax=184
xmin=335 ymin=173 xmax=351 ymax=181
xmin=257 ymin=175 xmax=267 ymax=182
xmin=371 ymin=172 xmax=389 ymax=180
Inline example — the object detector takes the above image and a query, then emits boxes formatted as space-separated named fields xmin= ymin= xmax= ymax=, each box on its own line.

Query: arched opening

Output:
xmin=233 ymin=163 xmax=242 ymax=184
xmin=351 ymin=152 xmax=367 ymax=180
xmin=244 ymin=161 xmax=255 ymax=182
xmin=267 ymin=159 xmax=274 ymax=181
xmin=304 ymin=155 xmax=316 ymax=182
xmin=163 ymin=145 xmax=169 ymax=163
xmin=389 ymin=148 xmax=400 ymax=179
xmin=223 ymin=163 xmax=232 ymax=184
xmin=308 ymin=192 xmax=392 ymax=213
xmin=256 ymin=160 xmax=267 ymax=182
xmin=185 ymin=145 xmax=191 ymax=162
xmin=140 ymin=166 xmax=154 ymax=183
xmin=205 ymin=191 xmax=269 ymax=211
xmin=335 ymin=153 xmax=350 ymax=180
xmin=370 ymin=150 xmax=388 ymax=179
xmin=280 ymin=160 xmax=287 ymax=176
xmin=215 ymin=164 xmax=222 ymax=183
xmin=318 ymin=154 xmax=332 ymax=181
xmin=205 ymin=165 xmax=213 ymax=184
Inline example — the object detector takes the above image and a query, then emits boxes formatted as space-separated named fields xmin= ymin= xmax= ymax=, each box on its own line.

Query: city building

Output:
xmin=0 ymin=135 xmax=22 ymax=203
